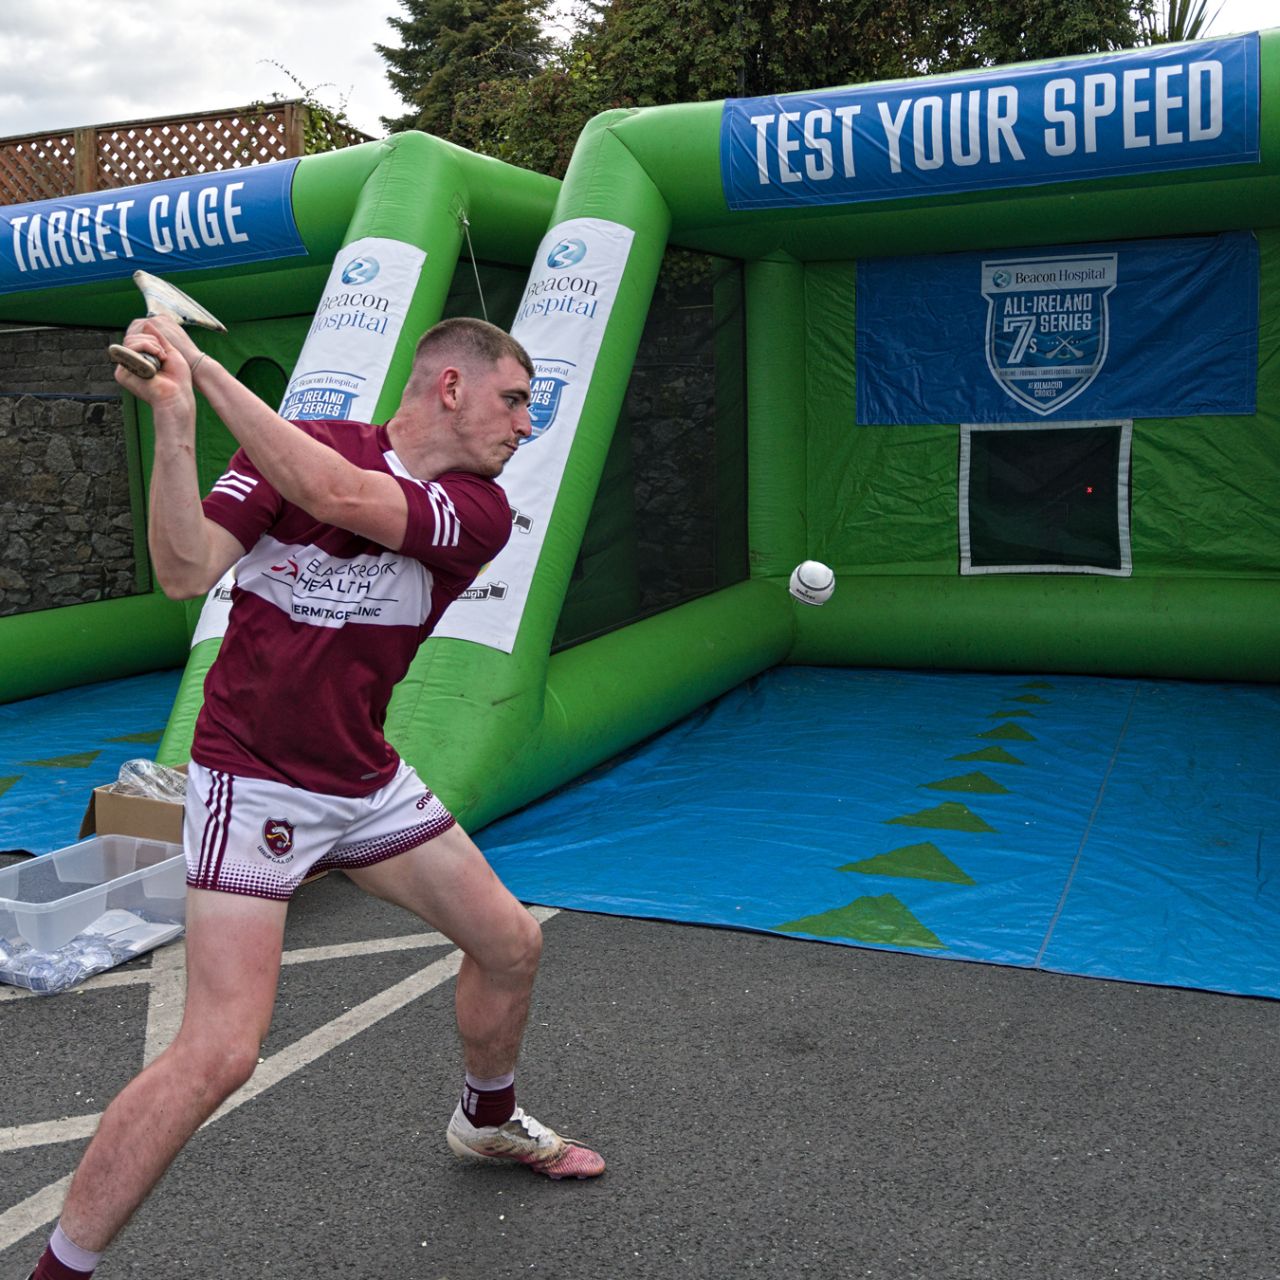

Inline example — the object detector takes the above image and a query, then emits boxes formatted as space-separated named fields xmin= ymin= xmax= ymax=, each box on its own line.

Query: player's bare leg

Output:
xmin=348 ymin=824 xmax=604 ymax=1178
xmin=56 ymin=890 xmax=287 ymax=1252
xmin=347 ymin=823 xmax=540 ymax=1073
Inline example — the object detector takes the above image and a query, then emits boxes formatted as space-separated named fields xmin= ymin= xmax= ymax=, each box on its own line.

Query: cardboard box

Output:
xmin=80 ymin=766 xmax=186 ymax=845
xmin=77 ymin=769 xmax=328 ymax=887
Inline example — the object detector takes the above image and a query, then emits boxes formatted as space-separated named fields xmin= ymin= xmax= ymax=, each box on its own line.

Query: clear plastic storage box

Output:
xmin=0 ymin=834 xmax=185 ymax=952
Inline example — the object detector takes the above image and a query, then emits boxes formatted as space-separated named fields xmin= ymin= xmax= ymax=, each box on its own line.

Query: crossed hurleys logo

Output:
xmin=980 ymin=253 xmax=1117 ymax=417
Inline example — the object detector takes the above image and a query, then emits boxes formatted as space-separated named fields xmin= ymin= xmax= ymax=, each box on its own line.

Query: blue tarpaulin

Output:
xmin=2 ymin=665 xmax=1276 ymax=999
xmin=0 ymin=669 xmax=181 ymax=854
xmin=480 ymin=668 xmax=1280 ymax=999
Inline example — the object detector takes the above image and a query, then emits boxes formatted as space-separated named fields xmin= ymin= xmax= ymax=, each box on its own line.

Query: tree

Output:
xmin=377 ymin=0 xmax=552 ymax=138
xmin=1140 ymin=0 xmax=1222 ymax=43
xmin=378 ymin=0 xmax=1160 ymax=178
xmin=916 ymin=0 xmax=1156 ymax=71
xmin=256 ymin=62 xmax=369 ymax=154
xmin=480 ymin=0 xmax=1155 ymax=178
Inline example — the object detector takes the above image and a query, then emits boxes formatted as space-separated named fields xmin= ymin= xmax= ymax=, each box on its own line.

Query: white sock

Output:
xmin=50 ymin=1222 xmax=103 ymax=1273
xmin=464 ymin=1069 xmax=515 ymax=1093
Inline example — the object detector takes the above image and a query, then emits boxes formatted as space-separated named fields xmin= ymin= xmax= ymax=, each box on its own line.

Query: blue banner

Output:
xmin=0 ymin=160 xmax=305 ymax=294
xmin=856 ymin=231 xmax=1258 ymax=423
xmin=721 ymin=35 xmax=1259 ymax=210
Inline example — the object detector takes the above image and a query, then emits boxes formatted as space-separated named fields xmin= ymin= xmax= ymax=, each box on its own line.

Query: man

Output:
xmin=29 ymin=314 xmax=603 ymax=1280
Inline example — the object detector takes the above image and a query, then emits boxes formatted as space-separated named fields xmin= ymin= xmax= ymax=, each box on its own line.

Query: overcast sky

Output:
xmin=0 ymin=0 xmax=1274 ymax=141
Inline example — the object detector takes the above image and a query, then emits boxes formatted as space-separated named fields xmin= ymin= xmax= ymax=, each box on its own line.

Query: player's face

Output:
xmin=454 ymin=355 xmax=532 ymax=477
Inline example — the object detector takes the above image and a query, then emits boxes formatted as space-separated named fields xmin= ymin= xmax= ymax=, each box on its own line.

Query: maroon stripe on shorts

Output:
xmin=210 ymin=771 xmax=234 ymax=886
xmin=194 ymin=771 xmax=219 ymax=886
xmin=194 ymin=770 xmax=233 ymax=890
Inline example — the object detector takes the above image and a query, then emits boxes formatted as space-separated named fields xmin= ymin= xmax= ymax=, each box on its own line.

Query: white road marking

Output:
xmin=0 ymin=908 xmax=557 ymax=1253
xmin=0 ymin=1116 xmax=97 ymax=1153
xmin=0 ymin=1177 xmax=72 ymax=1253
xmin=279 ymin=930 xmax=451 ymax=966
xmin=0 ymin=931 xmax=454 ymax=1004
xmin=204 ymin=948 xmax=464 ymax=1125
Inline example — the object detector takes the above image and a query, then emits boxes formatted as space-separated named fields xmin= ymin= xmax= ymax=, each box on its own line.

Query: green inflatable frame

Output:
xmin=1 ymin=32 xmax=1277 ymax=833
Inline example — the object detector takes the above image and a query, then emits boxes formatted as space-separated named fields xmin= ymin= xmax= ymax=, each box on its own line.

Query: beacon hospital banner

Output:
xmin=855 ymin=230 xmax=1259 ymax=423
xmin=718 ymin=34 xmax=1263 ymax=425
xmin=433 ymin=217 xmax=636 ymax=653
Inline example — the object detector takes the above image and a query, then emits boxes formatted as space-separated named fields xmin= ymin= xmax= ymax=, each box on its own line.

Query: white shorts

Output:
xmin=184 ymin=760 xmax=455 ymax=901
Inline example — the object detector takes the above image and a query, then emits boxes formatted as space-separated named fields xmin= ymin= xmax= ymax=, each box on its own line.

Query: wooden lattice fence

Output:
xmin=0 ymin=101 xmax=371 ymax=205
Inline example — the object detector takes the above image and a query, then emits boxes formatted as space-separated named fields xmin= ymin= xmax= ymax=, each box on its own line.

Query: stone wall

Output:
xmin=0 ymin=323 xmax=121 ymax=397
xmin=0 ymin=326 xmax=140 ymax=617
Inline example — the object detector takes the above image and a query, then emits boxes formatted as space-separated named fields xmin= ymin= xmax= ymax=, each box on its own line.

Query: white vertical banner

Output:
xmin=279 ymin=236 xmax=428 ymax=424
xmin=190 ymin=570 xmax=235 ymax=647
xmin=433 ymin=217 xmax=636 ymax=654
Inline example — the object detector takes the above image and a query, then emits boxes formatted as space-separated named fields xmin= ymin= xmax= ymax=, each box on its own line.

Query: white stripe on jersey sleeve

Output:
xmin=383 ymin=448 xmax=462 ymax=548
xmin=210 ymin=469 xmax=258 ymax=502
xmin=425 ymin=481 xmax=461 ymax=548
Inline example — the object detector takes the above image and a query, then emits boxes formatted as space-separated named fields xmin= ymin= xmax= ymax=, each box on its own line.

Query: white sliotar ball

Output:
xmin=789 ymin=560 xmax=835 ymax=606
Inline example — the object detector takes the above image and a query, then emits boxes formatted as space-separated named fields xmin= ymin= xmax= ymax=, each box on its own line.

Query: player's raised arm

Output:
xmin=114 ymin=319 xmax=245 ymax=599
xmin=118 ymin=316 xmax=410 ymax=550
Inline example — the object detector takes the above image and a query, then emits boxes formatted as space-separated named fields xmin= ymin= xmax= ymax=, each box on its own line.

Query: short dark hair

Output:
xmin=412 ymin=317 xmax=533 ymax=380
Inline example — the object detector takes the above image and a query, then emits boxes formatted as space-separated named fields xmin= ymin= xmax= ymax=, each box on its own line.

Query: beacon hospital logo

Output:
xmin=341 ymin=255 xmax=380 ymax=285
xmin=981 ymin=253 xmax=1117 ymax=416
xmin=547 ymin=239 xmax=587 ymax=269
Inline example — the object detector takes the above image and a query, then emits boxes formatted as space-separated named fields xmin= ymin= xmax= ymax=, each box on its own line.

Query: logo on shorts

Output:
xmin=260 ymin=818 xmax=296 ymax=862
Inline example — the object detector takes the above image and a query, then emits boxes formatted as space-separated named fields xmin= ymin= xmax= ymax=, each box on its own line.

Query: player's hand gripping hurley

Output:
xmin=107 ymin=270 xmax=226 ymax=378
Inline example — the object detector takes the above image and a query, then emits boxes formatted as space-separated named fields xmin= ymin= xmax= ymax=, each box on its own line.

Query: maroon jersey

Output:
xmin=193 ymin=419 xmax=511 ymax=796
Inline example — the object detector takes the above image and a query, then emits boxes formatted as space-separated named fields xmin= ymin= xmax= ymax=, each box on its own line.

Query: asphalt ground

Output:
xmin=1 ymin=866 xmax=1277 ymax=1280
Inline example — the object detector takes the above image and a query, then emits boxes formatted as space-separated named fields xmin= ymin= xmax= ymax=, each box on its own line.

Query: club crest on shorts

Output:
xmin=260 ymin=818 xmax=296 ymax=862
xmin=981 ymin=253 xmax=1117 ymax=416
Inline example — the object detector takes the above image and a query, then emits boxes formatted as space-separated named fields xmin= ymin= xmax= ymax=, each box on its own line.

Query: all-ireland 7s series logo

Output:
xmin=526 ymin=358 xmax=576 ymax=442
xmin=981 ymin=253 xmax=1117 ymax=416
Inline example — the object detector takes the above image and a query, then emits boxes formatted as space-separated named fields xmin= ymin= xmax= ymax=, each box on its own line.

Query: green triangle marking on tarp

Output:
xmin=105 ymin=730 xmax=166 ymax=745
xmin=837 ymin=841 xmax=976 ymax=885
xmin=951 ymin=746 xmax=1025 ymax=766
xmin=987 ymin=708 xmax=1034 ymax=717
xmin=0 ymin=775 xmax=19 ymax=798
xmin=1020 ymin=681 xmax=1054 ymax=689
xmin=886 ymin=801 xmax=996 ymax=833
xmin=21 ymin=750 xmax=103 ymax=769
xmin=1010 ymin=694 xmax=1049 ymax=704
xmin=979 ymin=723 xmax=1036 ymax=742
xmin=777 ymin=895 xmax=945 ymax=950
xmin=923 ymin=772 xmax=1009 ymax=795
